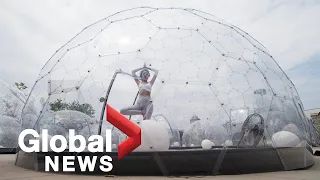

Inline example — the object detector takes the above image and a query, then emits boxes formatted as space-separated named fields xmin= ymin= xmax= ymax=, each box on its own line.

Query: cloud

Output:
xmin=287 ymin=52 xmax=320 ymax=110
xmin=0 ymin=0 xmax=319 ymax=111
xmin=244 ymin=0 xmax=320 ymax=70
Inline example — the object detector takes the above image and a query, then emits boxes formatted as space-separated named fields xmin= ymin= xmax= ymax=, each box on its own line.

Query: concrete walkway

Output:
xmin=0 ymin=154 xmax=319 ymax=180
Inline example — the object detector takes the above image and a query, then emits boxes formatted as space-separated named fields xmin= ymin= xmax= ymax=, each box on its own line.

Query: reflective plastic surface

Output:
xmin=15 ymin=7 xmax=318 ymax=174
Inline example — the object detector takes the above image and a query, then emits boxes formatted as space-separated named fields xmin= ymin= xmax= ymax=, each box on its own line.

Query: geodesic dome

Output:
xmin=19 ymin=7 xmax=317 ymax=152
xmin=0 ymin=79 xmax=26 ymax=118
xmin=0 ymin=79 xmax=26 ymax=148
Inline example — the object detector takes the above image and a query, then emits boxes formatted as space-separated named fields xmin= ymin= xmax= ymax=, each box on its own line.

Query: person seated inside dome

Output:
xmin=120 ymin=63 xmax=158 ymax=120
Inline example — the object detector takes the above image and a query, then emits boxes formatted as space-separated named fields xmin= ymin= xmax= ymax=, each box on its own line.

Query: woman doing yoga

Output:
xmin=120 ymin=63 xmax=158 ymax=120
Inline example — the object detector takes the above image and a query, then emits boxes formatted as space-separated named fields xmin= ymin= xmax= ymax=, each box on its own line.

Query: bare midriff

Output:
xmin=139 ymin=90 xmax=151 ymax=96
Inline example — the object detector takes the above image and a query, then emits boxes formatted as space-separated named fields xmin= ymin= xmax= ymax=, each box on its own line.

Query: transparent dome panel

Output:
xmin=0 ymin=79 xmax=27 ymax=149
xmin=18 ymin=7 xmax=316 ymax=156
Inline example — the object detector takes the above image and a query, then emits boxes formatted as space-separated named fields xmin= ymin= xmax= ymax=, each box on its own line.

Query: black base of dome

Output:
xmin=0 ymin=148 xmax=16 ymax=154
xmin=15 ymin=146 xmax=314 ymax=176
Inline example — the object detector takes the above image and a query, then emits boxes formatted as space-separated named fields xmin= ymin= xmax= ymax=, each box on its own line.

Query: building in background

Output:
xmin=305 ymin=108 xmax=320 ymax=132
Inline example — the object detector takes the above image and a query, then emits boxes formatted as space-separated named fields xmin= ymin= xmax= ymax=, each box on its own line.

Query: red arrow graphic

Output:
xmin=106 ymin=104 xmax=141 ymax=160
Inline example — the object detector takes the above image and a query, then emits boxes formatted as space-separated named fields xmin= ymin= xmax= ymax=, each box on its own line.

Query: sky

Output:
xmin=0 ymin=0 xmax=319 ymax=110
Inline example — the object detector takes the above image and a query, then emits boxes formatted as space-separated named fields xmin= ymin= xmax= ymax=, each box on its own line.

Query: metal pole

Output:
xmin=129 ymin=91 xmax=139 ymax=121
xmin=98 ymin=71 xmax=119 ymax=136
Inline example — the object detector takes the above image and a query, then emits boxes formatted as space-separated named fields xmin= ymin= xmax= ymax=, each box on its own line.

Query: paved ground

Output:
xmin=0 ymin=154 xmax=319 ymax=180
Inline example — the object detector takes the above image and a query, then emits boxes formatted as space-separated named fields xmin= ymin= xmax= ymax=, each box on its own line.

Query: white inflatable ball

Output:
xmin=134 ymin=120 xmax=170 ymax=152
xmin=201 ymin=139 xmax=213 ymax=149
xmin=190 ymin=144 xmax=195 ymax=147
xmin=173 ymin=142 xmax=180 ymax=147
xmin=224 ymin=140 xmax=233 ymax=146
xmin=272 ymin=131 xmax=301 ymax=147
xmin=282 ymin=124 xmax=301 ymax=137
xmin=182 ymin=144 xmax=186 ymax=147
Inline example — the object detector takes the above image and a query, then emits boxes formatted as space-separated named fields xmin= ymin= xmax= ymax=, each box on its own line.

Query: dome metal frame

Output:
xmin=11 ymin=6 xmax=320 ymax=176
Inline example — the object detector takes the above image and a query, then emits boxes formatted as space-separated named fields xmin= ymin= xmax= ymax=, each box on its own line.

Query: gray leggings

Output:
xmin=120 ymin=95 xmax=154 ymax=120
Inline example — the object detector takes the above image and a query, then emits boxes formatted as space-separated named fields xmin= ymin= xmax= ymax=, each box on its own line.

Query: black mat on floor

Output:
xmin=0 ymin=148 xmax=16 ymax=154
xmin=15 ymin=146 xmax=315 ymax=176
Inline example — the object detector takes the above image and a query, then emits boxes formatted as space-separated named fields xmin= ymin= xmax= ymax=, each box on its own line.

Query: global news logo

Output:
xmin=17 ymin=104 xmax=141 ymax=172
